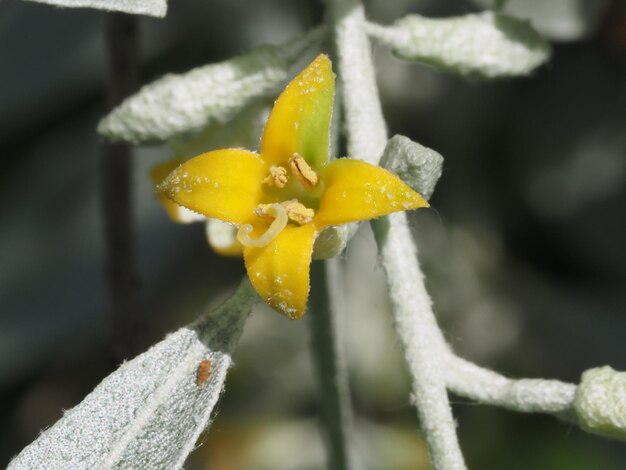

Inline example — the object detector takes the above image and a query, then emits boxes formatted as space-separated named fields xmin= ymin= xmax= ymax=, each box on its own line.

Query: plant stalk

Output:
xmin=308 ymin=260 xmax=354 ymax=470
xmin=328 ymin=0 xmax=467 ymax=467
xmin=444 ymin=350 xmax=577 ymax=418
xmin=102 ymin=13 xmax=141 ymax=362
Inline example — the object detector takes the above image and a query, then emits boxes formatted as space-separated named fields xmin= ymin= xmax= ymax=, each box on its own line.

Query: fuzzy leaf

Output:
xmin=24 ymin=0 xmax=167 ymax=17
xmin=9 ymin=281 xmax=258 ymax=470
xmin=98 ymin=47 xmax=289 ymax=145
xmin=98 ymin=28 xmax=324 ymax=145
xmin=312 ymin=225 xmax=349 ymax=260
xmin=380 ymin=135 xmax=443 ymax=201
xmin=367 ymin=12 xmax=551 ymax=79
xmin=574 ymin=366 xmax=626 ymax=441
xmin=169 ymin=102 xmax=270 ymax=159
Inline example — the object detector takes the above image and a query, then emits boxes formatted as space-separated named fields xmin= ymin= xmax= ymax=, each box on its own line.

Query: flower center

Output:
xmin=237 ymin=154 xmax=320 ymax=248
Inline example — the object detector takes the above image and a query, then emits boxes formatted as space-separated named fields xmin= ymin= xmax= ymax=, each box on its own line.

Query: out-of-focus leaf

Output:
xmin=24 ymin=0 xmax=167 ymax=17
xmin=471 ymin=0 xmax=611 ymax=41
xmin=366 ymin=12 xmax=551 ymax=79
xmin=9 ymin=281 xmax=258 ymax=470
xmin=98 ymin=29 xmax=324 ymax=145
xmin=169 ymin=101 xmax=270 ymax=159
xmin=205 ymin=218 xmax=243 ymax=257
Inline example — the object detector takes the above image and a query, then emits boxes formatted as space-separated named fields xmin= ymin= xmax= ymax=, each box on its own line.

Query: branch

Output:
xmin=373 ymin=214 xmax=467 ymax=470
xmin=328 ymin=0 xmax=386 ymax=164
xmin=102 ymin=13 xmax=142 ymax=361
xmin=309 ymin=260 xmax=355 ymax=470
xmin=329 ymin=0 xmax=467 ymax=468
xmin=444 ymin=351 xmax=577 ymax=418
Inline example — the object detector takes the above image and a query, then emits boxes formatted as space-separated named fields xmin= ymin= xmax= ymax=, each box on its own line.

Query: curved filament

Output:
xmin=237 ymin=203 xmax=288 ymax=248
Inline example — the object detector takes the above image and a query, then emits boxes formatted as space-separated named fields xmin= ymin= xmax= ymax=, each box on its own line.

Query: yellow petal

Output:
xmin=151 ymin=159 xmax=206 ymax=223
xmin=314 ymin=159 xmax=429 ymax=228
xmin=158 ymin=149 xmax=266 ymax=225
xmin=243 ymin=223 xmax=316 ymax=319
xmin=261 ymin=54 xmax=334 ymax=168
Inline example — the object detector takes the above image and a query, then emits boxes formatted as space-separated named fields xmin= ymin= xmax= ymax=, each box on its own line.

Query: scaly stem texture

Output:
xmin=329 ymin=0 xmax=467 ymax=468
xmin=102 ymin=13 xmax=141 ymax=361
xmin=309 ymin=260 xmax=354 ymax=470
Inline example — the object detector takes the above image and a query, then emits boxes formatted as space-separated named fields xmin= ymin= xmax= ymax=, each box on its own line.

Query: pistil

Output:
xmin=237 ymin=203 xmax=288 ymax=248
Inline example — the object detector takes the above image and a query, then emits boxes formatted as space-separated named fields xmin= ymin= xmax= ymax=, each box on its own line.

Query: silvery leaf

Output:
xmin=9 ymin=280 xmax=258 ymax=470
xmin=380 ymin=135 xmax=443 ymax=201
xmin=366 ymin=12 xmax=551 ymax=79
xmin=24 ymin=0 xmax=167 ymax=17
xmin=98 ymin=29 xmax=324 ymax=144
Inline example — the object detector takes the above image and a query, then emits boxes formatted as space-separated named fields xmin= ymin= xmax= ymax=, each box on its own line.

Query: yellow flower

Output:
xmin=159 ymin=54 xmax=428 ymax=319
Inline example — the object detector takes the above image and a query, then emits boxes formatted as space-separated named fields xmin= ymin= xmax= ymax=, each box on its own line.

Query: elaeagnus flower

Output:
xmin=158 ymin=54 xmax=428 ymax=318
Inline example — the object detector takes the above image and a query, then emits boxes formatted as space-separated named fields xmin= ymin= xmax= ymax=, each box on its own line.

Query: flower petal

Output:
xmin=261 ymin=54 xmax=334 ymax=168
xmin=243 ymin=223 xmax=316 ymax=319
xmin=159 ymin=149 xmax=266 ymax=225
xmin=314 ymin=158 xmax=429 ymax=228
xmin=150 ymin=159 xmax=207 ymax=224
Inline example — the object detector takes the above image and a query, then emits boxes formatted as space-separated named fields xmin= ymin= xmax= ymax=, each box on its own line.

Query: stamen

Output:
xmin=253 ymin=203 xmax=275 ymax=219
xmin=263 ymin=165 xmax=288 ymax=188
xmin=289 ymin=154 xmax=319 ymax=189
xmin=237 ymin=203 xmax=288 ymax=248
xmin=283 ymin=200 xmax=314 ymax=225
xmin=255 ymin=200 xmax=314 ymax=225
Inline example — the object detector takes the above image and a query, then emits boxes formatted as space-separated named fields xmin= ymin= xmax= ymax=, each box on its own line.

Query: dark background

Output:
xmin=1 ymin=0 xmax=625 ymax=468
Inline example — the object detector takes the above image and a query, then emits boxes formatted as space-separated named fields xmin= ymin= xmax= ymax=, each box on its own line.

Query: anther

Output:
xmin=254 ymin=203 xmax=274 ymax=219
xmin=289 ymin=154 xmax=319 ymax=189
xmin=255 ymin=200 xmax=314 ymax=225
xmin=283 ymin=200 xmax=314 ymax=225
xmin=263 ymin=165 xmax=288 ymax=188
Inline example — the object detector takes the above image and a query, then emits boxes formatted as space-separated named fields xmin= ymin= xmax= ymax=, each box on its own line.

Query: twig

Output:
xmin=102 ymin=13 xmax=141 ymax=361
xmin=373 ymin=214 xmax=467 ymax=470
xmin=328 ymin=0 xmax=467 ymax=468
xmin=329 ymin=0 xmax=386 ymax=164
xmin=444 ymin=351 xmax=577 ymax=419
xmin=309 ymin=260 xmax=355 ymax=470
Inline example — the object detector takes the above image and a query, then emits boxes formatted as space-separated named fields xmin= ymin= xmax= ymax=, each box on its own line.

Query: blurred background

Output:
xmin=1 ymin=0 xmax=626 ymax=468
